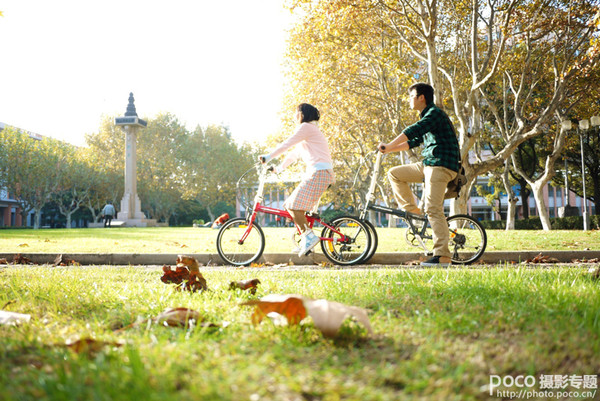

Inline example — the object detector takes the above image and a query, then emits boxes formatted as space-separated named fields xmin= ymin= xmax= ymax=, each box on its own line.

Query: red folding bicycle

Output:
xmin=216 ymin=163 xmax=372 ymax=266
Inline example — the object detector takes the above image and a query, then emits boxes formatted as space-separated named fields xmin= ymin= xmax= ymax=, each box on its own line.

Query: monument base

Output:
xmin=114 ymin=218 xmax=159 ymax=227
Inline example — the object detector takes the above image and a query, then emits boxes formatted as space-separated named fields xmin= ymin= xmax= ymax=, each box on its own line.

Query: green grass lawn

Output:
xmin=1 ymin=265 xmax=599 ymax=400
xmin=0 ymin=227 xmax=598 ymax=254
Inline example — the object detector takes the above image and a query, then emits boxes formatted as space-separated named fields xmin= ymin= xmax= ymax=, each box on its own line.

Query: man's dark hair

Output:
xmin=298 ymin=103 xmax=320 ymax=123
xmin=409 ymin=83 xmax=435 ymax=105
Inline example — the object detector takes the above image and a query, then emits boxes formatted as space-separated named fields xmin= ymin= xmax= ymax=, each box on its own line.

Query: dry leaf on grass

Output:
xmin=243 ymin=294 xmax=306 ymax=325
xmin=53 ymin=254 xmax=80 ymax=266
xmin=160 ymin=255 xmax=207 ymax=292
xmin=303 ymin=298 xmax=373 ymax=338
xmin=229 ymin=279 xmax=261 ymax=294
xmin=250 ymin=262 xmax=266 ymax=268
xmin=177 ymin=255 xmax=200 ymax=272
xmin=524 ymin=253 xmax=560 ymax=264
xmin=0 ymin=310 xmax=31 ymax=326
xmin=242 ymin=294 xmax=373 ymax=338
xmin=13 ymin=254 xmax=35 ymax=265
xmin=115 ymin=307 xmax=210 ymax=332
xmin=573 ymin=258 xmax=600 ymax=264
xmin=155 ymin=307 xmax=202 ymax=327
xmin=0 ymin=258 xmax=8 ymax=265
xmin=64 ymin=338 xmax=124 ymax=354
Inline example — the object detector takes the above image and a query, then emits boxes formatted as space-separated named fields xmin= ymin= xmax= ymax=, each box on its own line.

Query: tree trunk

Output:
xmin=450 ymin=178 xmax=474 ymax=216
xmin=206 ymin=205 xmax=215 ymax=223
xmin=34 ymin=207 xmax=42 ymax=229
xmin=516 ymin=179 xmax=530 ymax=219
xmin=501 ymin=161 xmax=517 ymax=230
xmin=531 ymin=183 xmax=552 ymax=230
xmin=593 ymin=176 xmax=600 ymax=216
xmin=506 ymin=198 xmax=517 ymax=230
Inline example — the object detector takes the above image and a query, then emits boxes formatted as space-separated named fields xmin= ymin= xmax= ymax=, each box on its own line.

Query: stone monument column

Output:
xmin=115 ymin=93 xmax=155 ymax=226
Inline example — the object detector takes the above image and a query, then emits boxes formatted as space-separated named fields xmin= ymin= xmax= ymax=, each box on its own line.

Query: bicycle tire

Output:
xmin=446 ymin=214 xmax=487 ymax=264
xmin=216 ymin=218 xmax=266 ymax=266
xmin=320 ymin=215 xmax=371 ymax=265
xmin=362 ymin=219 xmax=379 ymax=263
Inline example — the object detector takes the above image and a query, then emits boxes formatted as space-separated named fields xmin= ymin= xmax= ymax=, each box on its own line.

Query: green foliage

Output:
xmin=0 ymin=127 xmax=73 ymax=228
xmin=480 ymin=215 xmax=600 ymax=230
xmin=319 ymin=208 xmax=352 ymax=223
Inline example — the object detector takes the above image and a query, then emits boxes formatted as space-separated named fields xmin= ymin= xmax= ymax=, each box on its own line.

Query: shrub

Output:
xmin=480 ymin=215 xmax=600 ymax=230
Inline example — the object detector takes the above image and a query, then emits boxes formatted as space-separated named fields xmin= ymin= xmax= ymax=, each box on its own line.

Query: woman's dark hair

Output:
xmin=409 ymin=82 xmax=434 ymax=105
xmin=298 ymin=103 xmax=320 ymax=123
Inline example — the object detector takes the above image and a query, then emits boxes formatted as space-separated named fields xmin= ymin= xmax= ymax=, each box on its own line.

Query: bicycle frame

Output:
xmin=237 ymin=164 xmax=348 ymax=246
xmin=358 ymin=151 xmax=433 ymax=253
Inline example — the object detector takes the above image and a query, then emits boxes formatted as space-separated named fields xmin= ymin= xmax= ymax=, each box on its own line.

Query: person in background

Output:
xmin=259 ymin=103 xmax=335 ymax=257
xmin=212 ymin=213 xmax=230 ymax=229
xmin=101 ymin=201 xmax=116 ymax=228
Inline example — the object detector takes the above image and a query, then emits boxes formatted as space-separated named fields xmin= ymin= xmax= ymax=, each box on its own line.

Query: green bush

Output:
xmin=480 ymin=215 xmax=600 ymax=230
xmin=320 ymin=208 xmax=351 ymax=222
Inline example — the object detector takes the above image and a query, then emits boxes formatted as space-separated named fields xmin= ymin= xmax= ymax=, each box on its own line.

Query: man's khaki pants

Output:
xmin=387 ymin=162 xmax=457 ymax=258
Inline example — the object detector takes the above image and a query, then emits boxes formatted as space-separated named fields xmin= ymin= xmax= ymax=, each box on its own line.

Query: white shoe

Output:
xmin=298 ymin=230 xmax=320 ymax=257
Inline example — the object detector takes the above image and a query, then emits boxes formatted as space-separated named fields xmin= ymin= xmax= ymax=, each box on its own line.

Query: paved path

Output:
xmin=2 ymin=250 xmax=599 ymax=266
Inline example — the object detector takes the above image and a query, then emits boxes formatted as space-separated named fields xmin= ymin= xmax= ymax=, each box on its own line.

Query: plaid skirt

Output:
xmin=284 ymin=169 xmax=335 ymax=211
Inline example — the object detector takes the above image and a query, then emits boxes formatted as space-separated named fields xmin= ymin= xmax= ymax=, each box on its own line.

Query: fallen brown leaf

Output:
xmin=0 ymin=258 xmax=8 ymax=265
xmin=250 ymin=262 xmax=265 ymax=268
xmin=13 ymin=254 xmax=34 ymax=265
xmin=155 ymin=307 xmax=202 ymax=327
xmin=114 ymin=307 xmax=219 ymax=332
xmin=160 ymin=256 xmax=208 ymax=292
xmin=229 ymin=279 xmax=261 ymax=294
xmin=303 ymin=298 xmax=373 ymax=338
xmin=525 ymin=253 xmax=560 ymax=264
xmin=573 ymin=258 xmax=600 ymax=264
xmin=177 ymin=255 xmax=200 ymax=273
xmin=64 ymin=337 xmax=123 ymax=354
xmin=243 ymin=294 xmax=307 ymax=325
xmin=242 ymin=294 xmax=373 ymax=338
xmin=53 ymin=254 xmax=80 ymax=266
xmin=0 ymin=310 xmax=31 ymax=326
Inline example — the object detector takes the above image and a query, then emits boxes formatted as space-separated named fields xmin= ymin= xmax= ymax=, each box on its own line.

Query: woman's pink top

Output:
xmin=267 ymin=122 xmax=333 ymax=173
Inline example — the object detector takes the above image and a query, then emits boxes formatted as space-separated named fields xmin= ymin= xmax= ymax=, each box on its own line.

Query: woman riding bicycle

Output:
xmin=259 ymin=103 xmax=335 ymax=257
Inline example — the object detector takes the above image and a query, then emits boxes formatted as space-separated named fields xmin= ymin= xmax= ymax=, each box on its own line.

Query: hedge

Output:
xmin=480 ymin=215 xmax=600 ymax=230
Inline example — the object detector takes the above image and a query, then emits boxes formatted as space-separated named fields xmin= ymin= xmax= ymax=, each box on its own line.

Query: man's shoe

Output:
xmin=298 ymin=230 xmax=320 ymax=257
xmin=420 ymin=256 xmax=451 ymax=267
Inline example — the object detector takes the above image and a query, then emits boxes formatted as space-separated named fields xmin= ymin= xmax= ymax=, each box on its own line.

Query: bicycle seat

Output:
xmin=305 ymin=211 xmax=320 ymax=219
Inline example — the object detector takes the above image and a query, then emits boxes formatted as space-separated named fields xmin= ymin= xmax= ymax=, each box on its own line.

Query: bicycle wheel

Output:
xmin=216 ymin=218 xmax=265 ymax=266
xmin=447 ymin=214 xmax=487 ymax=264
xmin=320 ymin=216 xmax=371 ymax=265
xmin=362 ymin=219 xmax=379 ymax=263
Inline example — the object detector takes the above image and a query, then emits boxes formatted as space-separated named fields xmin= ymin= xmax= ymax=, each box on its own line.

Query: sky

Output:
xmin=0 ymin=1 xmax=293 ymax=147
